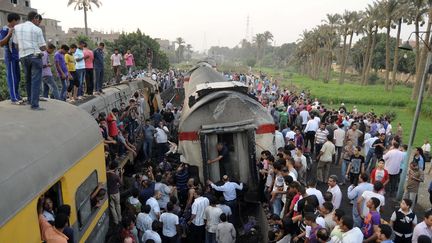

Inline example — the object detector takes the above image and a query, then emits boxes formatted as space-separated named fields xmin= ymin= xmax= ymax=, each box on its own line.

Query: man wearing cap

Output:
xmin=208 ymin=175 xmax=243 ymax=226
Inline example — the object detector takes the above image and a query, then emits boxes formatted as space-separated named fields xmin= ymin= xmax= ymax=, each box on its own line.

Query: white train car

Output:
xmin=178 ymin=63 xmax=275 ymax=201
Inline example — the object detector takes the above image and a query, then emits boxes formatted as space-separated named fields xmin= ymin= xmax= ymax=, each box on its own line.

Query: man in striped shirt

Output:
xmin=315 ymin=123 xmax=329 ymax=158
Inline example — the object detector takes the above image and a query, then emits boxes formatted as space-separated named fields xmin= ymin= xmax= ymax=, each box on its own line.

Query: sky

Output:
xmin=31 ymin=0 xmax=417 ymax=52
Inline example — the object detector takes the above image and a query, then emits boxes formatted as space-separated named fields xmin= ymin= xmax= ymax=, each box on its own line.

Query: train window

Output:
xmin=75 ymin=171 xmax=98 ymax=229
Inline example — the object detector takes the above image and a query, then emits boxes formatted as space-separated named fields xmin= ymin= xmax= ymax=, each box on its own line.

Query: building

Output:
xmin=40 ymin=18 xmax=65 ymax=46
xmin=64 ymin=27 xmax=120 ymax=44
xmin=0 ymin=0 xmax=36 ymax=24
xmin=155 ymin=38 xmax=175 ymax=52
xmin=0 ymin=0 xmax=36 ymax=59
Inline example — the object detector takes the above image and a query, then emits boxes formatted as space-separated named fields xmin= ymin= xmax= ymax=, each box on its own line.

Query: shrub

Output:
xmin=368 ymin=72 xmax=379 ymax=85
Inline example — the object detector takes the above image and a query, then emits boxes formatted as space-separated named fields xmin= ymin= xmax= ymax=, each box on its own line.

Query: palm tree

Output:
xmin=409 ymin=0 xmax=429 ymax=99
xmin=322 ymin=14 xmax=341 ymax=82
xmin=415 ymin=1 xmax=432 ymax=96
xmin=362 ymin=2 xmax=380 ymax=85
xmin=339 ymin=10 xmax=359 ymax=84
xmin=253 ymin=33 xmax=266 ymax=65
xmin=379 ymin=0 xmax=399 ymax=91
xmin=67 ymin=0 xmax=102 ymax=36
xmin=186 ymin=44 xmax=193 ymax=61
xmin=391 ymin=2 xmax=410 ymax=90
xmin=175 ymin=37 xmax=185 ymax=63
xmin=262 ymin=31 xmax=274 ymax=63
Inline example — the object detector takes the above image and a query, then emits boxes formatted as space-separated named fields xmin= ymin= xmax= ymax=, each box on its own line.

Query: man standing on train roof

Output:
xmin=0 ymin=13 xmax=21 ymax=105
xmin=207 ymin=142 xmax=230 ymax=177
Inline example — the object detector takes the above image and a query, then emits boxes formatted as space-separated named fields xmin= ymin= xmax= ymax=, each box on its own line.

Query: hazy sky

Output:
xmin=31 ymin=0 xmax=416 ymax=51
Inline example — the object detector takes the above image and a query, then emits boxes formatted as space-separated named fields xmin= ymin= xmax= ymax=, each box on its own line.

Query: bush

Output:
xmin=368 ymin=72 xmax=379 ymax=85
xmin=246 ymin=59 xmax=256 ymax=68
xmin=381 ymin=110 xmax=397 ymax=120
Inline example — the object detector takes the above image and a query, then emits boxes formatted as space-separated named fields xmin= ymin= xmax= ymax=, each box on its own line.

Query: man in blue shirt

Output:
xmin=0 ymin=13 xmax=21 ymax=104
xmin=93 ymin=42 xmax=105 ymax=94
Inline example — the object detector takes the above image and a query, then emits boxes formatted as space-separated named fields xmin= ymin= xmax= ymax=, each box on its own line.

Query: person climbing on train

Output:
xmin=207 ymin=142 xmax=230 ymax=177
xmin=207 ymin=175 xmax=243 ymax=227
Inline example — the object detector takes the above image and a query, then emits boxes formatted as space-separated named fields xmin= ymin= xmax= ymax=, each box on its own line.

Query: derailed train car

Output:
xmin=79 ymin=78 xmax=162 ymax=118
xmin=178 ymin=62 xmax=275 ymax=201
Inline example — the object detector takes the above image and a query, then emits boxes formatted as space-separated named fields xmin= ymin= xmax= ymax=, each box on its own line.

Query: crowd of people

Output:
xmin=240 ymin=72 xmax=432 ymax=243
xmin=7 ymin=10 xmax=432 ymax=243
xmin=99 ymin=92 xmax=242 ymax=243
xmin=1 ymin=11 xmax=180 ymax=109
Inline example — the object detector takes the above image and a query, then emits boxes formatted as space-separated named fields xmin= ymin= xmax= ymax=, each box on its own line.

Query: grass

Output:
xmin=257 ymin=67 xmax=432 ymax=147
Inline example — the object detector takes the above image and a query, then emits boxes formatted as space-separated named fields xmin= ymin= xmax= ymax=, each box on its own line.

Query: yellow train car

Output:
xmin=0 ymin=100 xmax=109 ymax=243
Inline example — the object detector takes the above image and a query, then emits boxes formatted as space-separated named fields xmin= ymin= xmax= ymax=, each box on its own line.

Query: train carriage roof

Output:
xmin=0 ymin=101 xmax=102 ymax=227
xmin=179 ymin=90 xmax=274 ymax=132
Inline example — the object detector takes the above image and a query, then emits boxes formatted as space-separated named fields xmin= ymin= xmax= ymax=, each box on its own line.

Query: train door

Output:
xmin=201 ymin=129 xmax=258 ymax=190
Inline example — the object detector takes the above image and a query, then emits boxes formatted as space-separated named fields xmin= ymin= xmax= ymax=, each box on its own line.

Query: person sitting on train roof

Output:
xmin=44 ymin=213 xmax=69 ymax=243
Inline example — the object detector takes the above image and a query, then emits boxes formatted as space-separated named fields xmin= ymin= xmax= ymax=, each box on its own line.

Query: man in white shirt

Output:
xmin=422 ymin=140 xmax=431 ymax=164
xmin=304 ymin=115 xmax=319 ymax=154
xmin=327 ymin=175 xmax=342 ymax=209
xmin=412 ymin=210 xmax=432 ymax=243
xmin=188 ymin=188 xmax=209 ymax=242
xmin=142 ymin=221 xmax=162 ymax=243
xmin=285 ymin=126 xmax=296 ymax=143
xmin=306 ymin=180 xmax=324 ymax=206
xmin=204 ymin=197 xmax=223 ymax=243
xmin=357 ymin=181 xmax=385 ymax=219
xmin=159 ymin=202 xmax=179 ymax=242
xmin=110 ymin=48 xmax=122 ymax=83
xmin=364 ymin=134 xmax=378 ymax=170
xmin=155 ymin=121 xmax=169 ymax=161
xmin=216 ymin=213 xmax=236 ymax=243
xmin=74 ymin=41 xmax=86 ymax=97
xmin=146 ymin=190 xmax=162 ymax=221
xmin=136 ymin=205 xmax=153 ymax=240
xmin=340 ymin=216 xmax=364 ymax=243
xmin=383 ymin=142 xmax=404 ymax=196
xmin=334 ymin=124 xmax=346 ymax=165
xmin=299 ymin=107 xmax=309 ymax=128
xmin=209 ymin=175 xmax=243 ymax=226
xmin=13 ymin=11 xmax=46 ymax=110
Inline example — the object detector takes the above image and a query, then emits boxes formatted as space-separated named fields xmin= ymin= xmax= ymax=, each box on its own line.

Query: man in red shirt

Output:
xmin=83 ymin=42 xmax=94 ymax=95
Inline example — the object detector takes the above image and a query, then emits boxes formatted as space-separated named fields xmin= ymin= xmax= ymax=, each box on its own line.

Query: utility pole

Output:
xmin=397 ymin=33 xmax=432 ymax=199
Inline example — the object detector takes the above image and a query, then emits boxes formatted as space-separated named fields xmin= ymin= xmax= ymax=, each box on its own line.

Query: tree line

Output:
xmin=295 ymin=0 xmax=432 ymax=100
xmin=208 ymin=31 xmax=297 ymax=69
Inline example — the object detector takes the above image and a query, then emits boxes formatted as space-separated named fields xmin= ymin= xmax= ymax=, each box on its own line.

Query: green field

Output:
xmin=257 ymin=68 xmax=432 ymax=147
